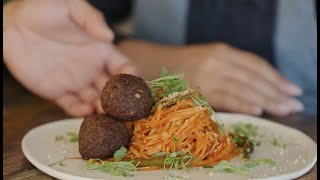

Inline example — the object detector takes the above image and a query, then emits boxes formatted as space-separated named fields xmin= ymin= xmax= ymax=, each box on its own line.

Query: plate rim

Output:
xmin=21 ymin=113 xmax=317 ymax=180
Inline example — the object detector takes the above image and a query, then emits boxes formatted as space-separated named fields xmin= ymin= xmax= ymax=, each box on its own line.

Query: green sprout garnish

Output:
xmin=146 ymin=67 xmax=189 ymax=102
xmin=231 ymin=123 xmax=261 ymax=147
xmin=147 ymin=67 xmax=224 ymax=131
xmin=271 ymin=138 xmax=286 ymax=148
xmin=58 ymin=162 xmax=66 ymax=166
xmin=66 ymin=132 xmax=79 ymax=142
xmin=190 ymin=93 xmax=224 ymax=131
xmin=86 ymin=146 xmax=137 ymax=177
xmin=163 ymin=150 xmax=194 ymax=172
xmin=210 ymin=160 xmax=248 ymax=175
xmin=229 ymin=123 xmax=262 ymax=158
xmin=173 ymin=135 xmax=179 ymax=142
xmin=233 ymin=123 xmax=258 ymax=138
xmin=113 ymin=146 xmax=127 ymax=161
xmin=86 ymin=159 xmax=137 ymax=177
xmin=55 ymin=132 xmax=79 ymax=143
xmin=207 ymin=158 xmax=275 ymax=175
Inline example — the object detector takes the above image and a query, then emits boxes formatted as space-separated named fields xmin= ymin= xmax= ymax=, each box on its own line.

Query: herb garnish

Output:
xmin=190 ymin=93 xmax=224 ymax=131
xmin=163 ymin=150 xmax=194 ymax=172
xmin=113 ymin=146 xmax=127 ymax=161
xmin=146 ymin=67 xmax=189 ymax=102
xmin=141 ymin=138 xmax=195 ymax=172
xmin=233 ymin=123 xmax=258 ymax=140
xmin=147 ymin=68 xmax=224 ymax=131
xmin=86 ymin=146 xmax=137 ymax=177
xmin=66 ymin=132 xmax=79 ymax=142
xmin=55 ymin=132 xmax=79 ymax=143
xmin=86 ymin=158 xmax=137 ymax=177
xmin=58 ymin=162 xmax=66 ymax=166
xmin=229 ymin=123 xmax=262 ymax=158
xmin=271 ymin=138 xmax=286 ymax=148
xmin=210 ymin=160 xmax=248 ymax=175
xmin=206 ymin=158 xmax=275 ymax=175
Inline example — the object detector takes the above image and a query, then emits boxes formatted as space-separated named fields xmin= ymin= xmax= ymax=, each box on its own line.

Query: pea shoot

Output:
xmin=55 ymin=132 xmax=79 ymax=143
xmin=147 ymin=67 xmax=224 ymax=131
xmin=206 ymin=158 xmax=275 ymax=176
xmin=86 ymin=146 xmax=137 ymax=177
xmin=146 ymin=67 xmax=189 ymax=102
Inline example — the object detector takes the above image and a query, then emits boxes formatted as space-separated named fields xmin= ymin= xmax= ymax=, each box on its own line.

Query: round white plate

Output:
xmin=22 ymin=113 xmax=317 ymax=180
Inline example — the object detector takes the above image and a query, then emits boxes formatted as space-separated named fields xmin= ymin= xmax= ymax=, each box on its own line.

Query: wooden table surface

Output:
xmin=3 ymin=70 xmax=317 ymax=180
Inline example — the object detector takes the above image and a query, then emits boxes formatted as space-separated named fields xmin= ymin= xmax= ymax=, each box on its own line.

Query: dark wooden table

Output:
xmin=3 ymin=71 xmax=317 ymax=180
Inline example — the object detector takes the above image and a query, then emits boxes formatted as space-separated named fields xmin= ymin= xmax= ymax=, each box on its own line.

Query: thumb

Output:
xmin=104 ymin=44 xmax=140 ymax=76
xmin=68 ymin=0 xmax=114 ymax=42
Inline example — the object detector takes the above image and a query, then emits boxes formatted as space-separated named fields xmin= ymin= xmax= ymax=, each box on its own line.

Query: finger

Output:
xmin=222 ymin=64 xmax=289 ymax=104
xmin=93 ymin=98 xmax=105 ymax=114
xmin=219 ymin=78 xmax=303 ymax=116
xmin=77 ymin=84 xmax=99 ymax=103
xmin=92 ymin=73 xmax=108 ymax=114
xmin=225 ymin=48 xmax=302 ymax=96
xmin=55 ymin=93 xmax=94 ymax=116
xmin=93 ymin=73 xmax=110 ymax=93
xmin=207 ymin=91 xmax=263 ymax=116
xmin=68 ymin=0 xmax=114 ymax=42
xmin=104 ymin=44 xmax=140 ymax=75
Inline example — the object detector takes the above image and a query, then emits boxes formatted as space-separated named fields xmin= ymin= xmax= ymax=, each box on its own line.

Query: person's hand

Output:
xmin=118 ymin=40 xmax=303 ymax=117
xmin=4 ymin=0 xmax=138 ymax=116
xmin=175 ymin=43 xmax=303 ymax=117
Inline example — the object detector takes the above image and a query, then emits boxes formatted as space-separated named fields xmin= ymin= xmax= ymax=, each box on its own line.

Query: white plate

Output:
xmin=22 ymin=113 xmax=317 ymax=180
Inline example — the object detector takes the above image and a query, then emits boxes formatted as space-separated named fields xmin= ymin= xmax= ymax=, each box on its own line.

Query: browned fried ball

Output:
xmin=78 ymin=114 xmax=130 ymax=160
xmin=100 ymin=74 xmax=153 ymax=121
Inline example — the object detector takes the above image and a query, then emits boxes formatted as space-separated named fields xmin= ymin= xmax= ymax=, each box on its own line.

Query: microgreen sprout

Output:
xmin=147 ymin=67 xmax=224 ymax=131
xmin=146 ymin=68 xmax=189 ymax=102
xmin=55 ymin=132 xmax=79 ymax=143
xmin=86 ymin=146 xmax=137 ymax=177
xmin=207 ymin=158 xmax=275 ymax=175
xmin=113 ymin=146 xmax=127 ymax=161
xmin=86 ymin=158 xmax=137 ymax=177
xmin=271 ymin=138 xmax=286 ymax=148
